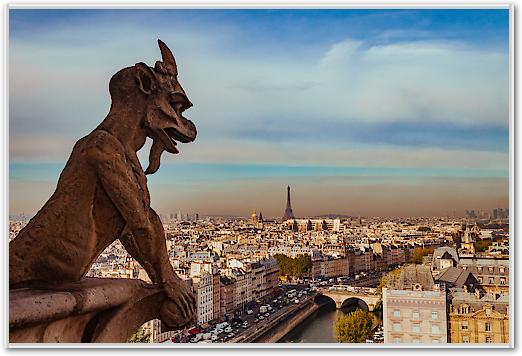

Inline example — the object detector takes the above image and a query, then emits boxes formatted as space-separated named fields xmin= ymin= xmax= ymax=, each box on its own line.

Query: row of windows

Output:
xmin=477 ymin=276 xmax=507 ymax=285
xmin=393 ymin=337 xmax=442 ymax=344
xmin=461 ymin=336 xmax=493 ymax=343
xmin=392 ymin=322 xmax=441 ymax=334
xmin=461 ymin=321 xmax=492 ymax=332
xmin=461 ymin=266 xmax=506 ymax=274
xmin=476 ymin=266 xmax=506 ymax=274
xmin=393 ymin=310 xmax=439 ymax=320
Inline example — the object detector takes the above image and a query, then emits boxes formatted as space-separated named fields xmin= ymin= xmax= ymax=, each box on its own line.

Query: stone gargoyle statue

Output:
xmin=9 ymin=40 xmax=197 ymax=330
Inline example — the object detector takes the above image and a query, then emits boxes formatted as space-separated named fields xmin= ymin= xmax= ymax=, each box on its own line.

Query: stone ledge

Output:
xmin=9 ymin=277 xmax=166 ymax=343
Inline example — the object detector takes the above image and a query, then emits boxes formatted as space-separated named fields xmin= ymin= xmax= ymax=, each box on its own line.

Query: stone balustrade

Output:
xmin=9 ymin=277 xmax=165 ymax=343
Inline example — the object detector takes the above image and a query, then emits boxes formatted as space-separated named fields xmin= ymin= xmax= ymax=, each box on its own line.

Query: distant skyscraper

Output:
xmin=283 ymin=186 xmax=295 ymax=221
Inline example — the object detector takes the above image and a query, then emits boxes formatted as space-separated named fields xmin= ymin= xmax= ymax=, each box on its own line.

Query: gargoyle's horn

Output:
xmin=158 ymin=39 xmax=177 ymax=76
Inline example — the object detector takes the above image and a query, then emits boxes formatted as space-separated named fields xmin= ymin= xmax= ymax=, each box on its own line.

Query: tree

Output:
xmin=273 ymin=253 xmax=311 ymax=278
xmin=412 ymin=247 xmax=434 ymax=264
xmin=377 ymin=268 xmax=402 ymax=294
xmin=128 ymin=326 xmax=151 ymax=343
xmin=476 ymin=239 xmax=493 ymax=252
xmin=334 ymin=309 xmax=374 ymax=343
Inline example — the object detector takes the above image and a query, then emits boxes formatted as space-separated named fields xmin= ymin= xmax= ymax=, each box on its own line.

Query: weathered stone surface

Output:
xmin=9 ymin=40 xmax=197 ymax=342
xmin=10 ymin=278 xmax=166 ymax=343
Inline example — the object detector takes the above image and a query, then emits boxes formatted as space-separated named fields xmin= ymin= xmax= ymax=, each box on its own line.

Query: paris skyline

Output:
xmin=9 ymin=9 xmax=510 ymax=217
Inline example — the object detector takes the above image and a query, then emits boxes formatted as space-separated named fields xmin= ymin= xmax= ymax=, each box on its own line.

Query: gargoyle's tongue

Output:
xmin=145 ymin=134 xmax=178 ymax=175
xmin=145 ymin=139 xmax=164 ymax=175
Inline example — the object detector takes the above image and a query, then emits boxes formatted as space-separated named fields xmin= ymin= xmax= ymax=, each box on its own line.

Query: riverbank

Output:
xmin=232 ymin=297 xmax=320 ymax=343
xmin=255 ymin=301 xmax=320 ymax=343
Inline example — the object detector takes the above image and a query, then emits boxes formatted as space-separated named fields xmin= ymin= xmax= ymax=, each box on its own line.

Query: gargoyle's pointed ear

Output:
xmin=135 ymin=62 xmax=157 ymax=95
xmin=158 ymin=39 xmax=178 ymax=76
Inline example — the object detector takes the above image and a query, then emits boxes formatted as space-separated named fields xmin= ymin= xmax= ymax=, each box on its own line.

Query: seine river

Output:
xmin=279 ymin=299 xmax=380 ymax=343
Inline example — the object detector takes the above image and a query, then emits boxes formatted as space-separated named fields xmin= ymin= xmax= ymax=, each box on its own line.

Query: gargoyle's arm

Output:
xmin=87 ymin=130 xmax=176 ymax=285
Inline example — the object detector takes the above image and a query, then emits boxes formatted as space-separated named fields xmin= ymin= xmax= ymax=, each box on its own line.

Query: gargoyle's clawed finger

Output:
xmin=173 ymin=293 xmax=190 ymax=320
xmin=179 ymin=293 xmax=193 ymax=320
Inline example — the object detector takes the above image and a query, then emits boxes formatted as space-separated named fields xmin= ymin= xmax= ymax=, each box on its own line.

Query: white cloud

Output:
xmin=9 ymin=19 xmax=509 ymax=167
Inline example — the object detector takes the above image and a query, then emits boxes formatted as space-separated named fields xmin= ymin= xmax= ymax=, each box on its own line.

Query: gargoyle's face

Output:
xmin=135 ymin=40 xmax=197 ymax=174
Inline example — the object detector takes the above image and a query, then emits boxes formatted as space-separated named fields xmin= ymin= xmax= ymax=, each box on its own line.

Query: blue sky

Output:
xmin=9 ymin=8 xmax=510 ymax=217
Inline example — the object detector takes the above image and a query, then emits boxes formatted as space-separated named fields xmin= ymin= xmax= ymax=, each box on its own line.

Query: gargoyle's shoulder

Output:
xmin=82 ymin=130 xmax=126 ymax=161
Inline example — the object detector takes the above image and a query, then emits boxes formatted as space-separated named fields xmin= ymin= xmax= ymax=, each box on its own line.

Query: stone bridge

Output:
xmin=316 ymin=286 xmax=381 ymax=311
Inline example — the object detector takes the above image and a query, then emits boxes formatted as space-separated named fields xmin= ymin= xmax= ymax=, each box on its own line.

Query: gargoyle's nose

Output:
xmin=171 ymin=91 xmax=192 ymax=112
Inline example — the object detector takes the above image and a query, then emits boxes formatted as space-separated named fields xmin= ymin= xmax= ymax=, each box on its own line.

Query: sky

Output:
xmin=9 ymin=8 xmax=510 ymax=218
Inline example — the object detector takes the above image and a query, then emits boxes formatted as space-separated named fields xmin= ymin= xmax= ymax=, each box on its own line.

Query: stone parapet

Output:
xmin=9 ymin=277 xmax=165 ymax=343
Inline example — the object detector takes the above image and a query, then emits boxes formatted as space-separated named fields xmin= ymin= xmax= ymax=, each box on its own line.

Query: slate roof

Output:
xmin=435 ymin=266 xmax=478 ymax=289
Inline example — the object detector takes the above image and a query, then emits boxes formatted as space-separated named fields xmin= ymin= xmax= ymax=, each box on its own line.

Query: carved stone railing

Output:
xmin=9 ymin=277 xmax=166 ymax=343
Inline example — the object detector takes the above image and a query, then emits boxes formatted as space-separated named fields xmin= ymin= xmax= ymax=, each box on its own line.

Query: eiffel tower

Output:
xmin=283 ymin=186 xmax=295 ymax=221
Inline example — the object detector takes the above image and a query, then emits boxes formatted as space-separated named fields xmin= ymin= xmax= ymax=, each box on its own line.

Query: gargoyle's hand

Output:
xmin=160 ymin=279 xmax=197 ymax=329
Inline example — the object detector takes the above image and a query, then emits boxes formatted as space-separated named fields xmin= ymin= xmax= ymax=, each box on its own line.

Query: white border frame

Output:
xmin=3 ymin=1 xmax=515 ymax=350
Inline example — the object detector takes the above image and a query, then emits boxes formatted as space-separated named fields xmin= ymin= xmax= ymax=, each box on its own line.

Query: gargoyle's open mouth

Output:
xmin=164 ymin=93 xmax=197 ymax=144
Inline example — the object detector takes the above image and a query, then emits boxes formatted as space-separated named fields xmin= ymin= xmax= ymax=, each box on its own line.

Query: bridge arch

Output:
xmin=339 ymin=297 xmax=369 ymax=311
xmin=316 ymin=289 xmax=380 ymax=312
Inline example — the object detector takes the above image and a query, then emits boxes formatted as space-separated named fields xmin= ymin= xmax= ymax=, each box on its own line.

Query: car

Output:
xmin=264 ymin=313 xmax=270 ymax=317
xmin=224 ymin=327 xmax=232 ymax=333
xmin=259 ymin=316 xmax=264 ymax=320
xmin=246 ymin=309 xmax=253 ymax=315
xmin=294 ymin=299 xmax=300 ymax=304
xmin=254 ymin=318 xmax=259 ymax=323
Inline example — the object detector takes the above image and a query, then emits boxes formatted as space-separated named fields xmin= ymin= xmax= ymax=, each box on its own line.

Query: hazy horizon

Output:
xmin=9 ymin=9 xmax=510 ymax=217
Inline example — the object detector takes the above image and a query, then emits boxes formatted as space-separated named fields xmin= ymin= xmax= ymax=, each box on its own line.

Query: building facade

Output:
xmin=448 ymin=289 xmax=509 ymax=344
xmin=383 ymin=287 xmax=447 ymax=344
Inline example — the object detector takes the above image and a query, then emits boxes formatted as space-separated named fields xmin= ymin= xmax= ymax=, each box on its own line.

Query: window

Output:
xmin=412 ymin=324 xmax=420 ymax=333
xmin=432 ymin=311 xmax=439 ymax=320
xmin=393 ymin=323 xmax=401 ymax=332
xmin=488 ymin=267 xmax=494 ymax=273
xmin=432 ymin=339 xmax=440 ymax=344
xmin=462 ymin=320 xmax=469 ymax=330
xmin=463 ymin=336 xmax=470 ymax=343
xmin=489 ymin=278 xmax=494 ymax=284
xmin=486 ymin=336 xmax=492 ymax=343
xmin=478 ymin=277 xmax=483 ymax=284
xmin=485 ymin=322 xmax=491 ymax=332
xmin=393 ymin=310 xmax=401 ymax=317
xmin=478 ymin=267 xmax=483 ymax=273
xmin=500 ymin=277 xmax=506 ymax=285
xmin=412 ymin=310 xmax=420 ymax=320
xmin=412 ymin=338 xmax=420 ymax=344
xmin=500 ymin=267 xmax=505 ymax=273
xmin=394 ymin=337 xmax=401 ymax=344
xmin=431 ymin=324 xmax=440 ymax=334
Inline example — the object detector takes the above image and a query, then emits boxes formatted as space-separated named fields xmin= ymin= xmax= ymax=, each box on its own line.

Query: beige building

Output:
xmin=311 ymin=257 xmax=349 ymax=278
xmin=212 ymin=272 xmax=221 ymax=321
xmin=383 ymin=286 xmax=447 ymax=344
xmin=448 ymin=289 xmax=509 ymax=344
xmin=192 ymin=273 xmax=213 ymax=325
